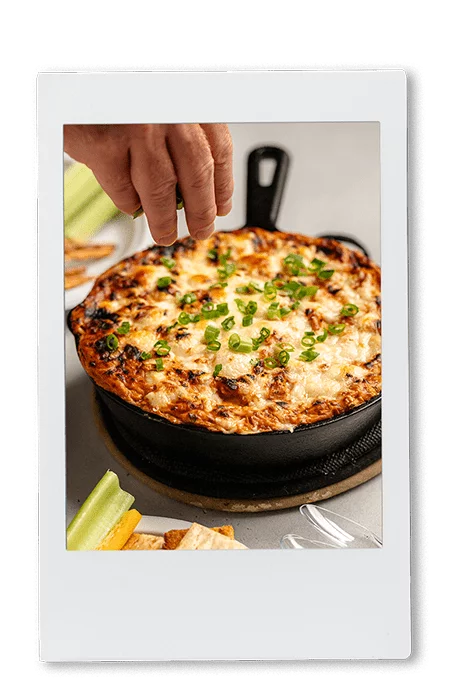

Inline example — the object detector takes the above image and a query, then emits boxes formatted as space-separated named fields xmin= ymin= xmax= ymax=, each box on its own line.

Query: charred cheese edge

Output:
xmin=69 ymin=228 xmax=381 ymax=434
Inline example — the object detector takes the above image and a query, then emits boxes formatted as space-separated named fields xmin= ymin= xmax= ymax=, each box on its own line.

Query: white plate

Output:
xmin=135 ymin=515 xmax=193 ymax=536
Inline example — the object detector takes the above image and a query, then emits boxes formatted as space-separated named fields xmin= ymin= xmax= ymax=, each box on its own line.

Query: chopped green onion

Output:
xmin=201 ymin=302 xmax=217 ymax=319
xmin=307 ymin=258 xmax=326 ymax=273
xmin=219 ymin=249 xmax=232 ymax=264
xmin=209 ymin=281 xmax=228 ymax=289
xmin=221 ymin=316 xmax=235 ymax=331
xmin=284 ymin=253 xmax=306 ymax=276
xmin=341 ymin=303 xmax=359 ymax=317
xmin=204 ymin=325 xmax=220 ymax=343
xmin=166 ymin=321 xmax=178 ymax=333
xmin=316 ymin=329 xmax=328 ymax=342
xmin=161 ymin=256 xmax=175 ymax=270
xmin=213 ymin=364 xmax=222 ymax=377
xmin=278 ymin=342 xmax=295 ymax=352
xmin=157 ymin=276 xmax=172 ymax=289
xmin=207 ymin=248 xmax=218 ymax=261
xmin=235 ymin=299 xmax=247 ymax=314
xmin=66 ymin=470 xmax=134 ymax=551
xmin=279 ymin=307 xmax=291 ymax=317
xmin=228 ymin=333 xmax=252 ymax=353
xmin=317 ymin=269 xmax=335 ymax=280
xmin=216 ymin=302 xmax=229 ymax=316
xmin=236 ymin=285 xmax=250 ymax=294
xmin=264 ymin=281 xmax=277 ymax=301
xmin=301 ymin=332 xmax=316 ymax=348
xmin=278 ymin=350 xmax=290 ymax=366
xmin=249 ymin=282 xmax=263 ymax=293
xmin=299 ymin=349 xmax=320 ymax=362
xmin=260 ymin=327 xmax=271 ymax=340
xmin=290 ymin=301 xmax=300 ymax=310
xmin=106 ymin=334 xmax=118 ymax=351
xmin=242 ymin=315 xmax=253 ymax=327
xmin=140 ymin=351 xmax=152 ymax=360
xmin=328 ymin=323 xmax=346 ymax=335
xmin=189 ymin=314 xmax=201 ymax=323
xmin=178 ymin=311 xmax=191 ymax=325
xmin=154 ymin=340 xmax=171 ymax=356
xmin=295 ymin=285 xmax=318 ymax=299
xmin=207 ymin=340 xmax=221 ymax=352
xmin=154 ymin=357 xmax=164 ymax=370
xmin=217 ymin=261 xmax=236 ymax=280
xmin=116 ymin=321 xmax=130 ymax=335
xmin=246 ymin=300 xmax=258 ymax=316
xmin=179 ymin=292 xmax=197 ymax=306
xmin=264 ymin=357 xmax=278 ymax=369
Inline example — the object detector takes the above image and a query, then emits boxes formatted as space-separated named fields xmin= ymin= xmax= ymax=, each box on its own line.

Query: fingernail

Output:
xmin=194 ymin=224 xmax=215 ymax=241
xmin=217 ymin=199 xmax=232 ymax=216
xmin=156 ymin=231 xmax=177 ymax=246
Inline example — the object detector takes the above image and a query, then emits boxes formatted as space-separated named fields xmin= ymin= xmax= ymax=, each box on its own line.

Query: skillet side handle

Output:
xmin=245 ymin=146 xmax=290 ymax=231
xmin=317 ymin=233 xmax=371 ymax=259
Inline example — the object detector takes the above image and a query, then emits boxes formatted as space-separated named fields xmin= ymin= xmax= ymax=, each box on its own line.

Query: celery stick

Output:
xmin=67 ymin=471 xmax=135 ymax=551
xmin=64 ymin=188 xmax=119 ymax=242
xmin=64 ymin=163 xmax=103 ymax=226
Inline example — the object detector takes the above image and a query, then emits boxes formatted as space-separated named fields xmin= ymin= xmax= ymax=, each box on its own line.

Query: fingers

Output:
xmin=64 ymin=126 xmax=141 ymax=215
xmin=166 ymin=124 xmax=217 ymax=240
xmin=200 ymin=124 xmax=234 ymax=216
xmin=129 ymin=126 xmax=178 ymax=245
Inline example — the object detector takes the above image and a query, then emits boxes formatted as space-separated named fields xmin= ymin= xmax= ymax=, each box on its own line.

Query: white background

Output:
xmin=42 ymin=71 xmax=405 ymax=662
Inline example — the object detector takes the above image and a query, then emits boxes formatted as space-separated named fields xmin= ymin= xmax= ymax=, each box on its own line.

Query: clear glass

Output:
xmin=280 ymin=504 xmax=382 ymax=549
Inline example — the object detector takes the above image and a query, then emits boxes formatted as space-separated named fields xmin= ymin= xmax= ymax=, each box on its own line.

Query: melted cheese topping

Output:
xmin=69 ymin=228 xmax=381 ymax=434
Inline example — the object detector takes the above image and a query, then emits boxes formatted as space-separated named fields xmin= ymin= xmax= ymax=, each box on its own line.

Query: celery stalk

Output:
xmin=64 ymin=162 xmax=103 ymax=227
xmin=64 ymin=188 xmax=119 ymax=242
xmin=67 ymin=471 xmax=135 ymax=550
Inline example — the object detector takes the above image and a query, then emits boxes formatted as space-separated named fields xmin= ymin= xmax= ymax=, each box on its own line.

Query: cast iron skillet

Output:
xmin=75 ymin=146 xmax=381 ymax=473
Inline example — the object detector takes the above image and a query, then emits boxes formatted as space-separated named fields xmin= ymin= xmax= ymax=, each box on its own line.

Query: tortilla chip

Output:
xmin=163 ymin=525 xmax=234 ymax=550
xmin=175 ymin=523 xmax=247 ymax=550
xmin=122 ymin=533 xmax=164 ymax=550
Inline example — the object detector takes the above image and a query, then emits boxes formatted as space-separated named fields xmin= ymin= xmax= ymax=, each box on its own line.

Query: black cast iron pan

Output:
xmin=74 ymin=145 xmax=381 ymax=475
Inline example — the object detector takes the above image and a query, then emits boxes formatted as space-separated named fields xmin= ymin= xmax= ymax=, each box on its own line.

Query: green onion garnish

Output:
xmin=106 ymin=334 xmax=119 ymax=351
xmin=219 ymin=249 xmax=232 ymax=264
xmin=189 ymin=314 xmax=201 ymax=323
xmin=260 ymin=327 xmax=271 ymax=340
xmin=317 ymin=269 xmax=335 ymax=280
xmin=157 ymin=276 xmax=172 ymax=289
xmin=290 ymin=301 xmax=300 ymax=310
xmin=204 ymin=325 xmax=220 ymax=343
xmin=213 ymin=364 xmax=222 ymax=377
xmin=278 ymin=350 xmax=290 ymax=366
xmin=207 ymin=340 xmax=221 ymax=352
xmin=154 ymin=340 xmax=171 ymax=356
xmin=178 ymin=311 xmax=191 ymax=325
xmin=301 ymin=332 xmax=316 ymax=348
xmin=279 ymin=307 xmax=291 ymax=317
xmin=179 ymin=292 xmax=197 ymax=306
xmin=166 ymin=321 xmax=178 ymax=333
xmin=242 ymin=315 xmax=253 ymax=327
xmin=154 ymin=357 xmax=163 ymax=370
xmin=140 ymin=351 xmax=152 ymax=360
xmin=341 ymin=304 xmax=359 ymax=317
xmin=235 ymin=299 xmax=247 ymax=314
xmin=299 ymin=349 xmax=320 ymax=362
xmin=295 ymin=285 xmax=318 ymax=299
xmin=216 ymin=302 xmax=229 ymax=316
xmin=161 ymin=256 xmax=175 ymax=270
xmin=307 ymin=258 xmax=326 ymax=273
xmin=236 ymin=285 xmax=250 ymax=294
xmin=278 ymin=342 xmax=295 ymax=352
xmin=264 ymin=357 xmax=278 ymax=369
xmin=316 ymin=329 xmax=328 ymax=342
xmin=283 ymin=253 xmax=306 ymax=276
xmin=264 ymin=282 xmax=277 ymax=301
xmin=207 ymin=248 xmax=218 ymax=261
xmin=221 ymin=316 xmax=235 ymax=331
xmin=328 ymin=323 xmax=346 ymax=335
xmin=209 ymin=281 xmax=228 ymax=289
xmin=228 ymin=334 xmax=252 ymax=353
xmin=201 ymin=302 xmax=216 ymax=319
xmin=116 ymin=321 xmax=130 ymax=335
xmin=246 ymin=300 xmax=258 ymax=316
xmin=217 ymin=261 xmax=236 ymax=281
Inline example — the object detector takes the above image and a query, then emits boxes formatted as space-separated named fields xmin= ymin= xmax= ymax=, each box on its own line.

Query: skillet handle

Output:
xmin=245 ymin=146 xmax=290 ymax=231
xmin=317 ymin=233 xmax=371 ymax=259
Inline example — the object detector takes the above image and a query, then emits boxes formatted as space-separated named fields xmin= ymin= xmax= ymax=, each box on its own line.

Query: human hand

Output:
xmin=64 ymin=124 xmax=234 ymax=246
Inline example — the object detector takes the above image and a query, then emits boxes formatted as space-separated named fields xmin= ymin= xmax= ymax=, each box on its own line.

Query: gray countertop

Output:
xmin=65 ymin=122 xmax=382 ymax=548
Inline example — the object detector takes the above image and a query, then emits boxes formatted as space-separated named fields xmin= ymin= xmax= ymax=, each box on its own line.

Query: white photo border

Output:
xmin=38 ymin=70 xmax=409 ymax=661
